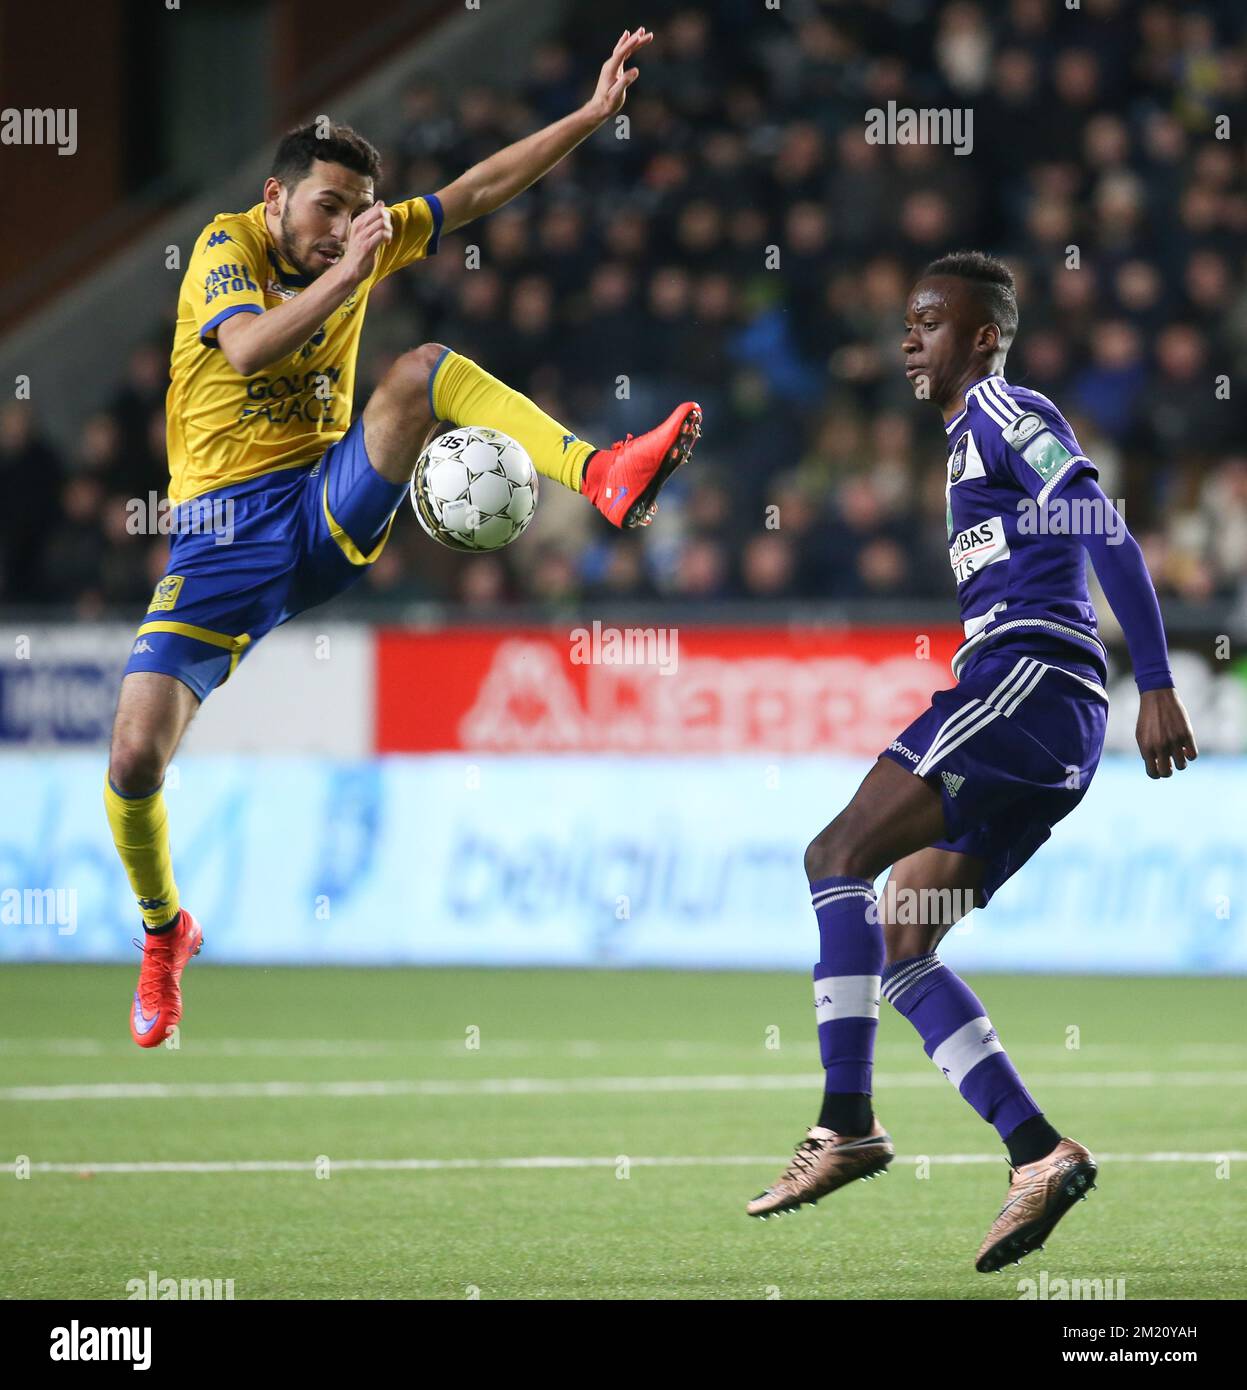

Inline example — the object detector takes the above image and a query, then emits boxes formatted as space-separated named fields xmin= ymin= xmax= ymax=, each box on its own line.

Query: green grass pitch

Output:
xmin=1 ymin=965 xmax=1243 ymax=1300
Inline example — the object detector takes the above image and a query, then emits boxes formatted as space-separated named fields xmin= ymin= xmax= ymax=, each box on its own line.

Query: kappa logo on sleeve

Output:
xmin=147 ymin=575 xmax=184 ymax=613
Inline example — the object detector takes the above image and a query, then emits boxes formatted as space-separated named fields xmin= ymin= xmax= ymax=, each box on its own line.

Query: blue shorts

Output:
xmin=879 ymin=645 xmax=1109 ymax=905
xmin=124 ymin=416 xmax=407 ymax=701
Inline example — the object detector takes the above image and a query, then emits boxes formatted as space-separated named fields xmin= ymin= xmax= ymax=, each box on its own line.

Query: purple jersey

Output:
xmin=943 ymin=374 xmax=1108 ymax=681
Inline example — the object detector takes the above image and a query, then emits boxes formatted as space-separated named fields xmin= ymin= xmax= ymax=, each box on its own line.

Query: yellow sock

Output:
xmin=430 ymin=349 xmax=597 ymax=493
xmin=103 ymin=776 xmax=181 ymax=929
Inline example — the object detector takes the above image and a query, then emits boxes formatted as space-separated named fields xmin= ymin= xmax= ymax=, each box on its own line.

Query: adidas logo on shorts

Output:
xmin=941 ymin=770 xmax=965 ymax=797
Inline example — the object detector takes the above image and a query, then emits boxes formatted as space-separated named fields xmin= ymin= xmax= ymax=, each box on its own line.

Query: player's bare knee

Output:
xmin=804 ymin=818 xmax=875 ymax=883
xmin=108 ymin=737 xmax=167 ymax=798
xmin=382 ymin=342 xmax=447 ymax=418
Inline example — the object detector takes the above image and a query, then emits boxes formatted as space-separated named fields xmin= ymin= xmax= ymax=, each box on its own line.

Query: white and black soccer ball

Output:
xmin=410 ymin=426 xmax=538 ymax=552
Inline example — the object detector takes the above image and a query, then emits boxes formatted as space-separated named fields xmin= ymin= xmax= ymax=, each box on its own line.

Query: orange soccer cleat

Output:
xmin=129 ymin=908 xmax=204 ymax=1048
xmin=582 ymin=401 xmax=702 ymax=527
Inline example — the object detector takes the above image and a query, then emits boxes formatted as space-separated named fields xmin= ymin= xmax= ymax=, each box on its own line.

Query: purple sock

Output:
xmin=882 ymin=952 xmax=1040 ymax=1140
xmin=810 ymin=876 xmax=883 ymax=1095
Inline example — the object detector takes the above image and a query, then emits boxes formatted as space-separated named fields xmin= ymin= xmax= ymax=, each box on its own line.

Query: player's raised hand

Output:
xmin=588 ymin=27 xmax=653 ymax=120
xmin=1136 ymin=687 xmax=1198 ymax=778
xmin=337 ymin=200 xmax=392 ymax=286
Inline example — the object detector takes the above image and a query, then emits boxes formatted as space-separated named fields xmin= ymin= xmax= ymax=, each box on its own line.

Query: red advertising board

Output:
xmin=376 ymin=625 xmax=964 ymax=755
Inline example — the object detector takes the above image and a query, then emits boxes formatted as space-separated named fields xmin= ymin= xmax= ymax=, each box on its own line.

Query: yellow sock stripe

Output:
xmin=430 ymin=349 xmax=595 ymax=493
xmin=136 ymin=620 xmax=252 ymax=680
xmin=321 ymin=472 xmax=395 ymax=565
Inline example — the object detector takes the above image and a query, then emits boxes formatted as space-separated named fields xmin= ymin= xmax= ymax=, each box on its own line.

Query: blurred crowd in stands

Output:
xmin=4 ymin=0 xmax=1247 ymax=618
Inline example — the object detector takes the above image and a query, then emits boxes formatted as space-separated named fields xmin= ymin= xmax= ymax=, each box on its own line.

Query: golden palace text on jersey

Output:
xmin=166 ymin=195 xmax=443 ymax=503
xmin=943 ymin=374 xmax=1108 ymax=681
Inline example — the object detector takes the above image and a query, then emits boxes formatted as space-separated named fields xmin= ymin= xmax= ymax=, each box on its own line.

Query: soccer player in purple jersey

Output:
xmin=748 ymin=252 xmax=1199 ymax=1272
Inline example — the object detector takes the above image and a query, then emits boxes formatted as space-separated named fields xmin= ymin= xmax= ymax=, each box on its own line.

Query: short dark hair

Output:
xmin=270 ymin=121 xmax=382 ymax=190
xmin=921 ymin=250 xmax=1019 ymax=346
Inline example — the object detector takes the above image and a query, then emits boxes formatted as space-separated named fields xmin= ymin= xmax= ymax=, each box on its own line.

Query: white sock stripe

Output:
xmin=880 ymin=953 xmax=939 ymax=998
xmin=885 ymin=961 xmax=943 ymax=1006
xmin=898 ymin=958 xmax=943 ymax=999
xmin=813 ymin=974 xmax=882 ymax=1023
xmin=930 ymin=1016 xmax=1005 ymax=1089
xmin=810 ymin=896 xmax=876 ymax=915
xmin=811 ymin=888 xmax=876 ymax=910
xmin=882 ymin=955 xmax=943 ymax=1003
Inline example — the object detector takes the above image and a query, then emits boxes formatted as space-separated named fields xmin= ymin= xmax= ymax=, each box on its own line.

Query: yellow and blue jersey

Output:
xmin=166 ymin=194 xmax=442 ymax=503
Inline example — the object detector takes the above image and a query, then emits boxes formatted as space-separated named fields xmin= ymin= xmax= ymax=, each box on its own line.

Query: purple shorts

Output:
xmin=879 ymin=646 xmax=1109 ymax=905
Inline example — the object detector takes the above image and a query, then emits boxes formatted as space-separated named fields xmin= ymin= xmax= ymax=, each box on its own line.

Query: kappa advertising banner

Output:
xmin=375 ymin=625 xmax=1247 ymax=756
xmin=4 ymin=623 xmax=1247 ymax=756
xmin=375 ymin=625 xmax=966 ymax=755
xmin=2 ymin=752 xmax=1244 ymax=973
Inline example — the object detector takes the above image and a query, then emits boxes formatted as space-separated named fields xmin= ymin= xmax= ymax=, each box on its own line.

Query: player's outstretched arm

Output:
xmin=433 ymin=27 xmax=653 ymax=237
xmin=1067 ymin=474 xmax=1199 ymax=778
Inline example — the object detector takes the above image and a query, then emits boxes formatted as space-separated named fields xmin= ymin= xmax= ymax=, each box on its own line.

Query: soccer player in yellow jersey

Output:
xmin=106 ymin=28 xmax=702 ymax=1047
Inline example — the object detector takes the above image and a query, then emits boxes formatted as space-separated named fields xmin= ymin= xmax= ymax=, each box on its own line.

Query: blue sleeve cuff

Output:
xmin=423 ymin=193 xmax=444 ymax=256
xmin=200 ymin=302 xmax=262 ymax=346
xmin=427 ymin=345 xmax=451 ymax=419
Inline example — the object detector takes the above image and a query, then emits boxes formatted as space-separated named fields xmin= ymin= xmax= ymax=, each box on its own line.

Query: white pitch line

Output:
xmin=0 ymin=1038 xmax=612 ymax=1059
xmin=1 ymin=1038 xmax=1245 ymax=1060
xmin=1 ymin=1152 xmax=1242 ymax=1176
xmin=3 ymin=1070 xmax=1247 ymax=1103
